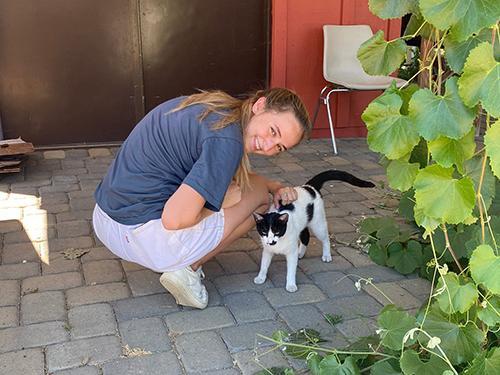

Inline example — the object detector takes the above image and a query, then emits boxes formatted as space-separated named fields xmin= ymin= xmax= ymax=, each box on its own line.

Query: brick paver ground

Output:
xmin=0 ymin=139 xmax=431 ymax=374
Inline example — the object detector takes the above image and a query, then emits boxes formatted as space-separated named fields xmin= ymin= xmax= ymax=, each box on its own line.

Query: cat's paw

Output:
xmin=254 ymin=275 xmax=266 ymax=284
xmin=322 ymin=254 xmax=332 ymax=262
xmin=286 ymin=284 xmax=298 ymax=293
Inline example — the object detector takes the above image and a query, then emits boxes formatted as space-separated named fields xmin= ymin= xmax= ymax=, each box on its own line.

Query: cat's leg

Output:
xmin=309 ymin=206 xmax=332 ymax=263
xmin=298 ymin=228 xmax=310 ymax=259
xmin=285 ymin=247 xmax=299 ymax=292
xmin=254 ymin=250 xmax=273 ymax=284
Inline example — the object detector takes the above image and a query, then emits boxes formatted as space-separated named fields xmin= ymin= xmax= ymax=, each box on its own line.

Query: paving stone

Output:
xmin=81 ymin=246 xmax=119 ymax=262
xmin=44 ymin=150 xmax=66 ymax=159
xmin=224 ymin=292 xmax=275 ymax=323
xmin=83 ymin=260 xmax=123 ymax=284
xmin=226 ymin=237 xmax=260 ymax=252
xmin=189 ymin=369 xmax=240 ymax=375
xmin=398 ymin=278 xmax=432 ymax=300
xmin=364 ymin=282 xmax=423 ymax=309
xmin=278 ymin=304 xmax=349 ymax=347
xmin=22 ymin=271 xmax=82 ymax=293
xmin=316 ymin=294 xmax=383 ymax=319
xmin=201 ymin=260 xmax=225 ymax=280
xmin=233 ymin=348 xmax=289 ymax=375
xmin=65 ymin=149 xmax=89 ymax=159
xmin=43 ymin=257 xmax=80 ymax=275
xmin=70 ymin=197 xmax=97 ymax=211
xmin=205 ymin=279 xmax=222 ymax=307
xmin=56 ymin=220 xmax=91 ymax=238
xmin=0 ymin=321 xmax=69 ymax=353
xmin=220 ymin=320 xmax=287 ymax=353
xmin=88 ymin=148 xmax=111 ymax=157
xmin=165 ymin=306 xmax=235 ymax=334
xmin=0 ymin=262 xmax=40 ymax=280
xmin=0 ymin=306 xmax=18 ymax=328
xmin=266 ymin=261 xmax=312 ymax=288
xmin=121 ymin=260 xmax=146 ymax=272
xmin=21 ymin=290 xmax=65 ymax=324
xmin=46 ymin=335 xmax=122 ymax=372
xmin=3 ymin=232 xmax=50 ymax=250
xmin=176 ymin=331 xmax=233 ymax=372
xmin=126 ymin=269 xmax=165 ymax=296
xmin=263 ymin=284 xmax=326 ymax=308
xmin=66 ymin=282 xmax=130 ymax=307
xmin=0 ymin=348 xmax=44 ymax=375
xmin=112 ymin=293 xmax=179 ymax=321
xmin=0 ymin=219 xmax=23 ymax=233
xmin=53 ymin=366 xmax=100 ymax=375
xmin=57 ymin=210 xmax=93 ymax=222
xmin=298 ymin=256 xmax=352 ymax=274
xmin=102 ymin=352 xmax=182 ymax=375
xmin=119 ymin=317 xmax=171 ymax=352
xmin=68 ymin=303 xmax=117 ymax=339
xmin=48 ymin=236 xmax=94 ymax=251
xmin=335 ymin=317 xmax=378 ymax=342
xmin=351 ymin=265 xmax=407 ymax=283
xmin=336 ymin=246 xmax=375 ymax=267
xmin=216 ymin=252 xmax=259 ymax=274
xmin=213 ymin=273 xmax=273 ymax=296
xmin=0 ymin=280 xmax=19 ymax=306
xmin=310 ymin=271 xmax=359 ymax=298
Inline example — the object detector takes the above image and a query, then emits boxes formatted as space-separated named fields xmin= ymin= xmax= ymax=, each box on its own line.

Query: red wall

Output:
xmin=271 ymin=0 xmax=402 ymax=138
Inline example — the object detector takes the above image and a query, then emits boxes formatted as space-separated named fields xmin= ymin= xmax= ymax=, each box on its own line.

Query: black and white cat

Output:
xmin=253 ymin=170 xmax=375 ymax=292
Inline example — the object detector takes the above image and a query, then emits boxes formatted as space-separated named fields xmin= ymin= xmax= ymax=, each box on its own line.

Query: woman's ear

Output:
xmin=251 ymin=97 xmax=267 ymax=115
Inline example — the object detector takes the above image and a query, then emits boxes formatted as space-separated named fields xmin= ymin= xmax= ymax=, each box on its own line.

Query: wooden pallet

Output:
xmin=0 ymin=138 xmax=34 ymax=173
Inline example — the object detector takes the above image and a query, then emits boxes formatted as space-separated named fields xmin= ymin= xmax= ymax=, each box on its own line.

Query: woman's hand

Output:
xmin=273 ymin=186 xmax=297 ymax=207
xmin=221 ymin=182 xmax=242 ymax=209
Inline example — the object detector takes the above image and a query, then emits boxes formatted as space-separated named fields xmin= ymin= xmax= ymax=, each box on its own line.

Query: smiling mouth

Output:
xmin=254 ymin=137 xmax=261 ymax=151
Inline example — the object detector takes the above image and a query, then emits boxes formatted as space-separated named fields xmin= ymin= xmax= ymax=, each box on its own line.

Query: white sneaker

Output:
xmin=159 ymin=266 xmax=208 ymax=309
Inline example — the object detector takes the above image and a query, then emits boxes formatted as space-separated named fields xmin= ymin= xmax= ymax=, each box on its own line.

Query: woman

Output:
xmin=93 ymin=87 xmax=311 ymax=309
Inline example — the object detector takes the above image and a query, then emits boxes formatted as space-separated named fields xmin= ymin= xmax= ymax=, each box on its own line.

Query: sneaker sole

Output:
xmin=159 ymin=273 xmax=208 ymax=309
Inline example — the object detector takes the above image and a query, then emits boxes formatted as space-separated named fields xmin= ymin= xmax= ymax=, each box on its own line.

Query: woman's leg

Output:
xmin=191 ymin=173 xmax=270 ymax=269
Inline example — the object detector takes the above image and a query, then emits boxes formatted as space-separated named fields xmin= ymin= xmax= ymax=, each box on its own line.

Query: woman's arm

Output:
xmin=161 ymin=184 xmax=214 ymax=230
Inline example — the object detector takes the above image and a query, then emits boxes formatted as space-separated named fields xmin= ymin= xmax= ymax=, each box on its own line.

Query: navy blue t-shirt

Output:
xmin=95 ymin=97 xmax=244 ymax=225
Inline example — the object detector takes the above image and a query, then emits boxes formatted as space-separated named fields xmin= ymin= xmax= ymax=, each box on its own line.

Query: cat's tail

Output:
xmin=305 ymin=170 xmax=375 ymax=191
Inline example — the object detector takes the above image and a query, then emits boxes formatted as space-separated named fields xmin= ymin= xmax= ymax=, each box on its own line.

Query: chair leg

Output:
xmin=324 ymin=91 xmax=338 ymax=155
xmin=312 ymin=85 xmax=329 ymax=128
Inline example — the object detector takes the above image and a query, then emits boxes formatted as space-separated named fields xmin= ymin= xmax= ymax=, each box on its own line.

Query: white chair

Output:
xmin=312 ymin=25 xmax=407 ymax=154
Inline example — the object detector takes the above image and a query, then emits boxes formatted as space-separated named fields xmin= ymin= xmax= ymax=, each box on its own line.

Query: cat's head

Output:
xmin=252 ymin=212 xmax=289 ymax=246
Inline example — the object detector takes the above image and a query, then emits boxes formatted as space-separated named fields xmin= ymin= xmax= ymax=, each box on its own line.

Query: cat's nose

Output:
xmin=268 ymin=240 xmax=277 ymax=246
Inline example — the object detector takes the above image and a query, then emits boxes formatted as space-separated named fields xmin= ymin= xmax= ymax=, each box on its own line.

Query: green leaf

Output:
xmin=307 ymin=352 xmax=323 ymax=375
xmin=465 ymin=154 xmax=496 ymax=212
xmin=449 ymin=0 xmax=500 ymax=41
xmin=400 ymin=349 xmax=450 ymax=375
xmin=444 ymin=27 xmax=499 ymax=73
xmin=428 ymin=128 xmax=476 ymax=173
xmin=387 ymin=240 xmax=423 ymax=274
xmin=387 ymin=160 xmax=420 ymax=192
xmin=485 ymin=120 xmax=500 ymax=178
xmin=414 ymin=202 xmax=440 ymax=234
xmin=324 ymin=314 xmax=343 ymax=327
xmin=409 ymin=138 xmax=429 ymax=168
xmin=414 ymin=165 xmax=475 ymax=225
xmin=369 ymin=243 xmax=388 ymax=266
xmin=458 ymin=42 xmax=500 ymax=117
xmin=360 ymin=216 xmax=398 ymax=235
xmin=435 ymin=273 xmax=478 ymax=314
xmin=410 ymin=77 xmax=476 ymax=141
xmin=255 ymin=368 xmax=295 ymax=375
xmin=319 ymin=355 xmax=360 ymax=375
xmin=403 ymin=13 xmax=435 ymax=40
xmin=470 ymin=244 xmax=500 ymax=294
xmin=371 ymin=359 xmax=402 ymax=375
xmin=421 ymin=304 xmax=485 ymax=365
xmin=357 ymin=30 xmax=407 ymax=76
xmin=399 ymin=189 xmax=416 ymax=221
xmin=477 ymin=295 xmax=500 ymax=327
xmin=377 ymin=305 xmax=417 ymax=350
xmin=419 ymin=0 xmax=468 ymax=30
xmin=363 ymin=92 xmax=420 ymax=159
xmin=284 ymin=329 xmax=327 ymax=359
xmin=465 ymin=347 xmax=500 ymax=375
xmin=368 ymin=0 xmax=418 ymax=19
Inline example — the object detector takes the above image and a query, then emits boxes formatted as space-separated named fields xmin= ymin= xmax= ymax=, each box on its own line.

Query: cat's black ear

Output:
xmin=278 ymin=213 xmax=289 ymax=223
xmin=252 ymin=212 xmax=264 ymax=222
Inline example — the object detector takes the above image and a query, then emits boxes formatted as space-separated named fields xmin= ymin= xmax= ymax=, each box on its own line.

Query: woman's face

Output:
xmin=244 ymin=97 xmax=304 ymax=156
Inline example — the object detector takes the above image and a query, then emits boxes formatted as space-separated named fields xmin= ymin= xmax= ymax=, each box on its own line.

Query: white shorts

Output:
xmin=92 ymin=204 xmax=225 ymax=272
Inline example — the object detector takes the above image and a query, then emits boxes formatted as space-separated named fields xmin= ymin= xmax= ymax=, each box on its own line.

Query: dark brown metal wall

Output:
xmin=0 ymin=0 xmax=270 ymax=146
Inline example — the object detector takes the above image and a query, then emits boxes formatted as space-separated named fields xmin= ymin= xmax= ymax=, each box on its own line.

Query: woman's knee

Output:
xmin=247 ymin=174 xmax=271 ymax=208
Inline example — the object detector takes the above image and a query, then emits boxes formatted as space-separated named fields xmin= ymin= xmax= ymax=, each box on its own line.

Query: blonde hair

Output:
xmin=173 ymin=88 xmax=311 ymax=190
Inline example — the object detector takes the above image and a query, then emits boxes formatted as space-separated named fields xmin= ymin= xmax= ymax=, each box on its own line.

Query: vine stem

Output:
xmin=256 ymin=334 xmax=399 ymax=360
xmin=441 ymin=224 xmax=463 ymax=273
xmin=477 ymin=113 xmax=491 ymax=243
